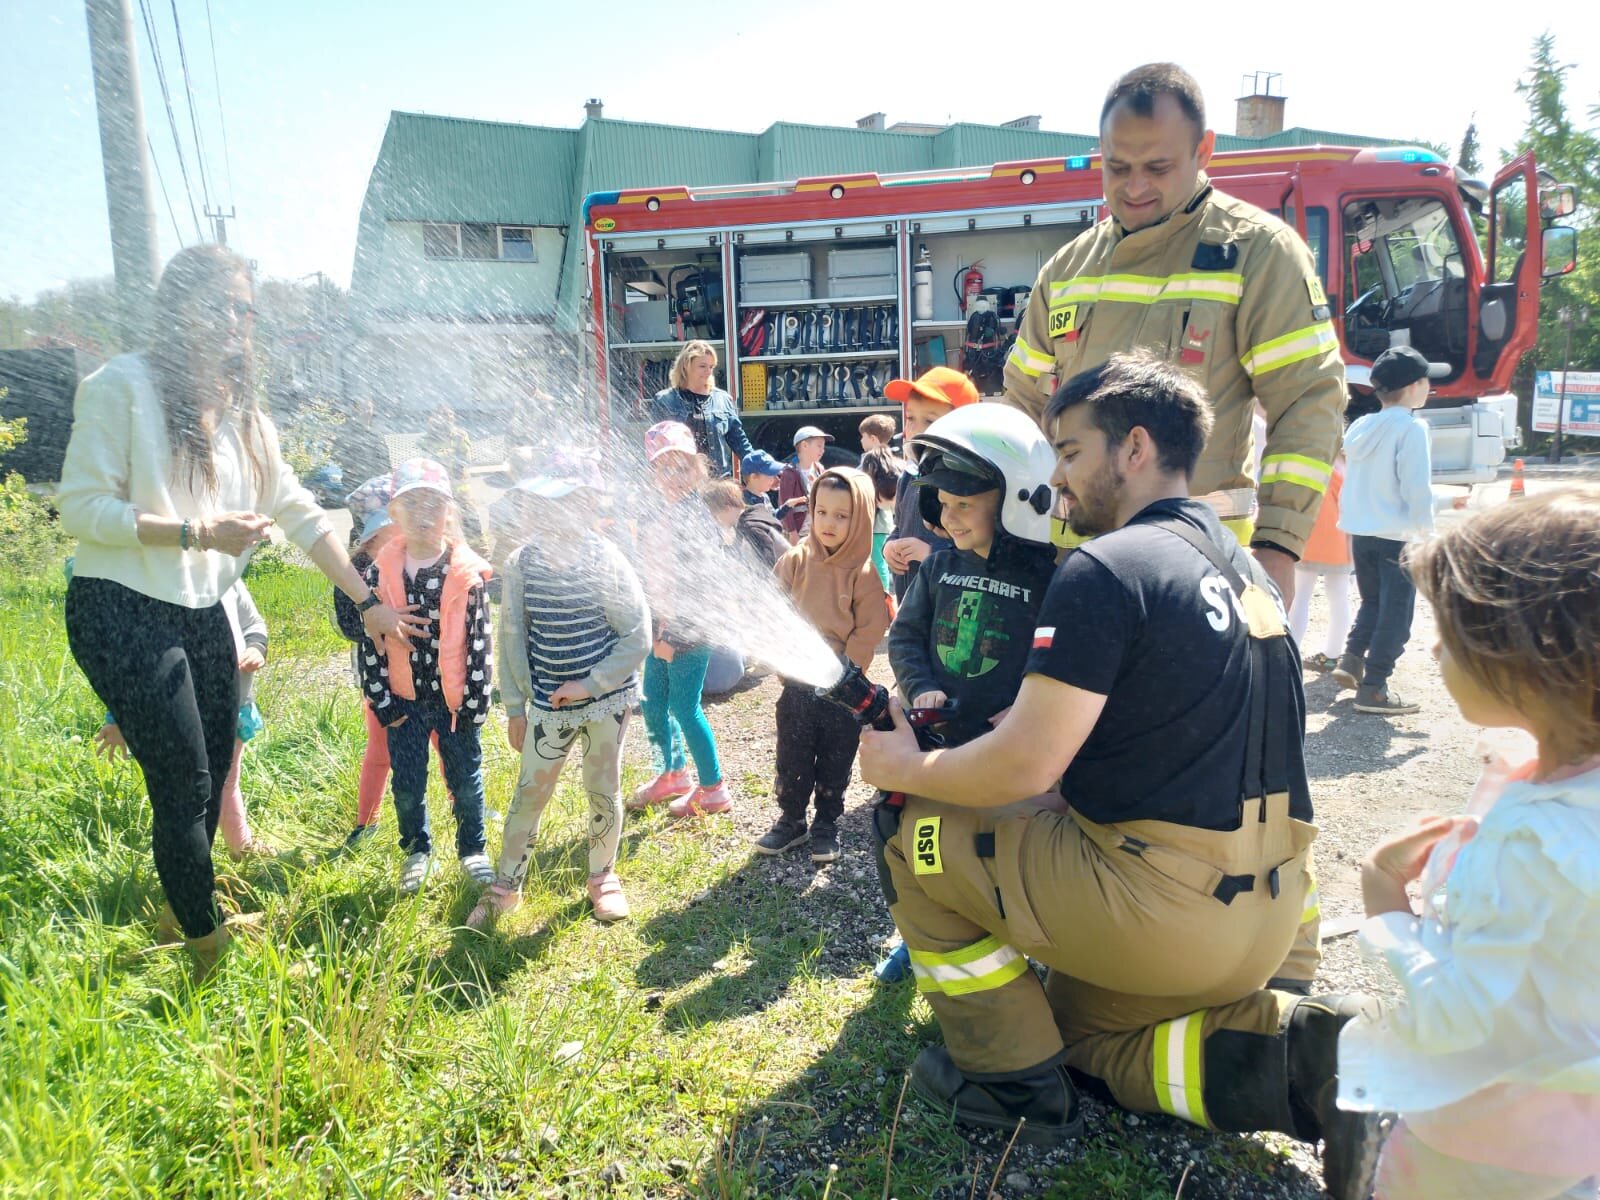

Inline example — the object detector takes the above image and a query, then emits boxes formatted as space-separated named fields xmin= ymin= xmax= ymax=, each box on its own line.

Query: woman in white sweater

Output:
xmin=58 ymin=245 xmax=425 ymax=979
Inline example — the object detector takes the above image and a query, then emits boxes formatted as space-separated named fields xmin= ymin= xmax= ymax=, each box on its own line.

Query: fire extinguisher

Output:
xmin=913 ymin=244 xmax=934 ymax=321
xmin=954 ymin=260 xmax=985 ymax=316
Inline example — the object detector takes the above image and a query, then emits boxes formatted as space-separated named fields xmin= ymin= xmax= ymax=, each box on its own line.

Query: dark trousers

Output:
xmin=385 ymin=700 xmax=486 ymax=857
xmin=773 ymin=683 xmax=861 ymax=827
xmin=1344 ymin=535 xmax=1416 ymax=688
xmin=66 ymin=576 xmax=238 ymax=939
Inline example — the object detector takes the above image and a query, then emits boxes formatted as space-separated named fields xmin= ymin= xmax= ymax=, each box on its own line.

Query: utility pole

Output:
xmin=85 ymin=0 xmax=160 ymax=348
xmin=1551 ymin=304 xmax=1589 ymax=464
xmin=206 ymin=205 xmax=236 ymax=246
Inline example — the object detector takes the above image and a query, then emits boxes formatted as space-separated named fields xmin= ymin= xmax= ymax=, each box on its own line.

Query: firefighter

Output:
xmin=1002 ymin=62 xmax=1346 ymax=608
xmin=858 ymin=354 xmax=1381 ymax=1200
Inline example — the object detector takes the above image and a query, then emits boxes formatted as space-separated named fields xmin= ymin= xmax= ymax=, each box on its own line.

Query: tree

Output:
xmin=1457 ymin=118 xmax=1481 ymax=176
xmin=1510 ymin=33 xmax=1600 ymax=447
xmin=0 ymin=277 xmax=122 ymax=365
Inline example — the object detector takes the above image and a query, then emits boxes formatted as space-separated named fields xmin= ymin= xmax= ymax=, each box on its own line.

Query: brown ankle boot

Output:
xmin=184 ymin=912 xmax=265 ymax=982
xmin=154 ymin=902 xmax=184 ymax=947
xmin=186 ymin=922 xmax=232 ymax=982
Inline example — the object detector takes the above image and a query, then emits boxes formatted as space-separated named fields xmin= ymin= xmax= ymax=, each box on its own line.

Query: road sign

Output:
xmin=1533 ymin=370 xmax=1600 ymax=436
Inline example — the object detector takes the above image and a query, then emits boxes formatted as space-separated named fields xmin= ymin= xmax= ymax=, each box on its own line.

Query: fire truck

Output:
xmin=583 ymin=146 xmax=1578 ymax=483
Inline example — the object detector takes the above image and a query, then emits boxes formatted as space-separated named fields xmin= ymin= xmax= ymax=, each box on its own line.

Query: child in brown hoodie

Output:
xmin=758 ymin=467 xmax=890 ymax=863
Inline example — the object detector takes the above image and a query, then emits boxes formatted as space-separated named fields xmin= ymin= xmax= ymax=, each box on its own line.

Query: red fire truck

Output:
xmin=583 ymin=145 xmax=1577 ymax=483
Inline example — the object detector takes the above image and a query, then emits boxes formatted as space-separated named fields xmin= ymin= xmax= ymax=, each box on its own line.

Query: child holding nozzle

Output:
xmin=876 ymin=402 xmax=1058 ymax=981
xmin=754 ymin=467 xmax=889 ymax=864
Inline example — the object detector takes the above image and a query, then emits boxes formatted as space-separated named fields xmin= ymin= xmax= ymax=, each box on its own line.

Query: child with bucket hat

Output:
xmin=468 ymin=450 xmax=650 ymax=927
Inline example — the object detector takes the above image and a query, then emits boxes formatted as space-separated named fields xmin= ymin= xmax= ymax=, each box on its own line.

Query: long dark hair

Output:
xmin=149 ymin=244 xmax=269 ymax=496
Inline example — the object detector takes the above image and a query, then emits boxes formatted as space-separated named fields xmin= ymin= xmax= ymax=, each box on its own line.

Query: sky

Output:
xmin=3 ymin=0 xmax=1598 ymax=301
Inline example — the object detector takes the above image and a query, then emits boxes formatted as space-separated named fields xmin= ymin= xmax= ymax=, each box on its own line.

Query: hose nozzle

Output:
xmin=816 ymin=656 xmax=895 ymax=732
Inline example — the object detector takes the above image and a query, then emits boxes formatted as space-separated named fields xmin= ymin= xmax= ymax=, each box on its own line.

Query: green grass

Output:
xmin=0 ymin=565 xmax=1315 ymax=1199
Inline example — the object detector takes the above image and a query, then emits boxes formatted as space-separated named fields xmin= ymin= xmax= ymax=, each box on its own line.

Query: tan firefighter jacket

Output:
xmin=1002 ymin=176 xmax=1346 ymax=558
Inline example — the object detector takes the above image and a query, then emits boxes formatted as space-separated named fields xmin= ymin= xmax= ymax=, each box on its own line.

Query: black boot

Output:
xmin=1205 ymin=993 xmax=1389 ymax=1200
xmin=809 ymin=820 xmax=839 ymax=863
xmin=909 ymin=1046 xmax=1083 ymax=1147
xmin=1288 ymin=995 xmax=1391 ymax=1200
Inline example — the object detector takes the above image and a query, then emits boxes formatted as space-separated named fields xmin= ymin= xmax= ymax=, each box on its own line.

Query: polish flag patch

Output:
xmin=1033 ymin=626 xmax=1056 ymax=649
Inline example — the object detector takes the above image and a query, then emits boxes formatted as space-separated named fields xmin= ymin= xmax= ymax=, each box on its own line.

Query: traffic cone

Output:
xmin=1509 ymin=458 xmax=1526 ymax=500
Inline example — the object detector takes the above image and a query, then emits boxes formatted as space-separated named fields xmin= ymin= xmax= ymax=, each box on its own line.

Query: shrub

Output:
xmin=0 ymin=413 xmax=68 ymax=577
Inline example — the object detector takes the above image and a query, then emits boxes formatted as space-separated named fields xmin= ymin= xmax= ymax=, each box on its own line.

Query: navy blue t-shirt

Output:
xmin=1024 ymin=498 xmax=1309 ymax=830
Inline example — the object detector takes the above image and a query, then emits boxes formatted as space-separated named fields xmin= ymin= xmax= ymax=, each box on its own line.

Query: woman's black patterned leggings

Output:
xmin=67 ymin=576 xmax=239 ymax=938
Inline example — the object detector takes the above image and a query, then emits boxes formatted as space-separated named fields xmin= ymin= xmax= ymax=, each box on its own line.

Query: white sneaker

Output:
xmin=398 ymin=851 xmax=433 ymax=895
xmin=459 ymin=853 xmax=495 ymax=887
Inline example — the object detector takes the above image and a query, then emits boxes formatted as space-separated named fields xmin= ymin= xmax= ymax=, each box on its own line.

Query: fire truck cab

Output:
xmin=584 ymin=146 xmax=1577 ymax=483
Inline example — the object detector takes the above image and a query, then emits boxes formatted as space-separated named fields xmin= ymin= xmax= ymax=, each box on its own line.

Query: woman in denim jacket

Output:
xmin=649 ymin=340 xmax=753 ymax=479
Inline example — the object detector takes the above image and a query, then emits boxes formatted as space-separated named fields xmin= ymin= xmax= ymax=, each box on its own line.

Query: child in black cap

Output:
xmin=1331 ymin=346 xmax=1435 ymax=715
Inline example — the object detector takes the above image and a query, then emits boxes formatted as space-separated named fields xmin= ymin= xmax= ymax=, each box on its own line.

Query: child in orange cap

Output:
xmin=881 ymin=367 xmax=978 ymax=600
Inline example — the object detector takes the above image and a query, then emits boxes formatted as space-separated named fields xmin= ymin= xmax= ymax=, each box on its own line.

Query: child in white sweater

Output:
xmin=1338 ymin=486 xmax=1600 ymax=1200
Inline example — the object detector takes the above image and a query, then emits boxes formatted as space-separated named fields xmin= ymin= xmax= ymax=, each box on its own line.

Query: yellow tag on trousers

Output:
xmin=912 ymin=816 xmax=944 ymax=875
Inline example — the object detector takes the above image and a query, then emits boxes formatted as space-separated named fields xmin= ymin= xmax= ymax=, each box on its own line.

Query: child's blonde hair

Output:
xmin=701 ymin=479 xmax=744 ymax=514
xmin=1408 ymin=484 xmax=1600 ymax=765
xmin=652 ymin=449 xmax=711 ymax=491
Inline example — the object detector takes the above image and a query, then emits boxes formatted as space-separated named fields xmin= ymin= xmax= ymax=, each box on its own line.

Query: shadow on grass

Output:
xmin=633 ymin=805 xmax=888 ymax=1032
xmin=702 ymin=975 xmax=1325 ymax=1200
xmin=684 ymin=979 xmax=981 ymax=1199
xmin=425 ymin=900 xmax=586 ymax=1010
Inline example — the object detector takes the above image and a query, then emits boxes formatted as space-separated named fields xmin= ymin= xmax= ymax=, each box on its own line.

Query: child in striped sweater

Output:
xmin=467 ymin=451 xmax=651 ymax=928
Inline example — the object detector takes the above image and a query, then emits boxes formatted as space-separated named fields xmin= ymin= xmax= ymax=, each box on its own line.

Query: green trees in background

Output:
xmin=1514 ymin=32 xmax=1599 ymax=447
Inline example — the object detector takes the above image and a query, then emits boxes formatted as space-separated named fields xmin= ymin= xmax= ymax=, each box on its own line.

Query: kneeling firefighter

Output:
xmin=858 ymin=353 xmax=1382 ymax=1200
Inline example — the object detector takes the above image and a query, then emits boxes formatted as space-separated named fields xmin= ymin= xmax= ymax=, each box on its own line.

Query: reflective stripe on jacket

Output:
xmin=1002 ymin=178 xmax=1346 ymax=557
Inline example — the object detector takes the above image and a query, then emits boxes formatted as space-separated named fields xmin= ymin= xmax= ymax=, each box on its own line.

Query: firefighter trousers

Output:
xmin=883 ymin=791 xmax=1318 ymax=1128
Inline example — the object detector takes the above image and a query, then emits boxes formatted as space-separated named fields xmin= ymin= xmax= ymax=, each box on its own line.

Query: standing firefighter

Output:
xmin=1003 ymin=63 xmax=1345 ymax=605
xmin=858 ymin=355 xmax=1382 ymax=1200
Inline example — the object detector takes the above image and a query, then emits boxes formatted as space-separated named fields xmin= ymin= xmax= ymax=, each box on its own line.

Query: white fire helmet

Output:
xmin=910 ymin=403 xmax=1056 ymax=546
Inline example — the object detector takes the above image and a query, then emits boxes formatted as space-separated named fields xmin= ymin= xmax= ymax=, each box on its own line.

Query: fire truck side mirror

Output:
xmin=1539 ymin=184 xmax=1577 ymax=221
xmin=1541 ymin=226 xmax=1578 ymax=279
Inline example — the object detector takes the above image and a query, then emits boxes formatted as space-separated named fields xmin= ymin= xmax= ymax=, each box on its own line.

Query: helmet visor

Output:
xmin=914 ymin=446 xmax=1000 ymax=497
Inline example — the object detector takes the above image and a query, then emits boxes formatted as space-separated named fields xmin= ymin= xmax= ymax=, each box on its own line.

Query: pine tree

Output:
xmin=1457 ymin=118 xmax=1481 ymax=175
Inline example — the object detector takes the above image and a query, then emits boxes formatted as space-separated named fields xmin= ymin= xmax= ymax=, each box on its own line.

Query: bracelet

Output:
xmin=195 ymin=520 xmax=209 ymax=552
xmin=180 ymin=518 xmax=190 ymax=551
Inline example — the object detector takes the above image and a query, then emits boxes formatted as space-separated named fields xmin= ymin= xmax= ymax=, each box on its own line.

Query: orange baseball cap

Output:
xmin=884 ymin=366 xmax=979 ymax=409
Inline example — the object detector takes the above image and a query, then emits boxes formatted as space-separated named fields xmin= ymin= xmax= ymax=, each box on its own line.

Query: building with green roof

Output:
xmin=346 ymin=98 xmax=1398 ymax=435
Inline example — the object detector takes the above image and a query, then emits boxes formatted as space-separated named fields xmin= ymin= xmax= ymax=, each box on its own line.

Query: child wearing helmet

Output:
xmin=871 ymin=403 xmax=1060 ymax=982
xmin=888 ymin=404 xmax=1060 ymax=747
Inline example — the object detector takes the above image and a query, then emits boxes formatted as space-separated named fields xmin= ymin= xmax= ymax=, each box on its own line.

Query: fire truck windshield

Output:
xmin=1342 ymin=196 xmax=1469 ymax=375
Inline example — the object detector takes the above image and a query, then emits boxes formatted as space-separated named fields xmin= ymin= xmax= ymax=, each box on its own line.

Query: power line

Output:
xmin=136 ymin=0 xmax=204 ymax=241
xmin=203 ymin=0 xmax=234 ymax=206
xmin=167 ymin=0 xmax=214 ymax=214
xmin=147 ymin=131 xmax=186 ymax=247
